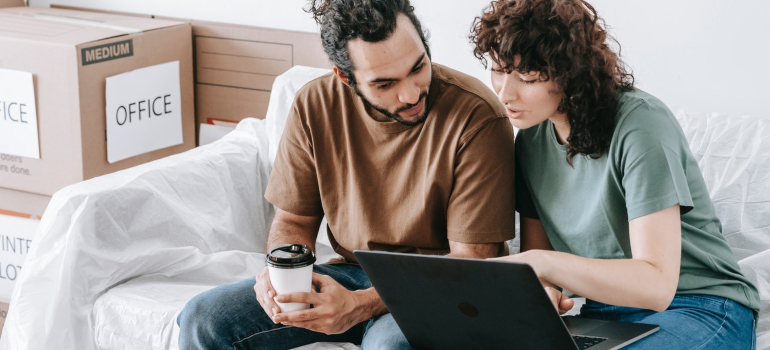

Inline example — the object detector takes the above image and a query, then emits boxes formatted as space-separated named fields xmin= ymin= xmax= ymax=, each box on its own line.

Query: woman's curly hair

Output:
xmin=470 ymin=0 xmax=634 ymax=165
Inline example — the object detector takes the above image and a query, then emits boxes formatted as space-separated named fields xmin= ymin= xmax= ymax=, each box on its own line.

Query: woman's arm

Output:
xmin=501 ymin=204 xmax=682 ymax=312
xmin=518 ymin=215 xmax=574 ymax=314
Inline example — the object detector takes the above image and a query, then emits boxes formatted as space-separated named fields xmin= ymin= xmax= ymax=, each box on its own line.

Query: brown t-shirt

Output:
xmin=264 ymin=63 xmax=516 ymax=263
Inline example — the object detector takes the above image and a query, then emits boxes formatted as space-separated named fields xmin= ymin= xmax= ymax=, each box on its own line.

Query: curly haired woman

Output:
xmin=471 ymin=0 xmax=759 ymax=348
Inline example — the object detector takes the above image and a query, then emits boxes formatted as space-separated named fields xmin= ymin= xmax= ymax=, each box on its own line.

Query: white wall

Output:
xmin=31 ymin=0 xmax=770 ymax=117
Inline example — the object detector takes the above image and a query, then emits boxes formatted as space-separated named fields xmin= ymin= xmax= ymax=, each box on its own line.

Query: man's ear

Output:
xmin=332 ymin=65 xmax=351 ymax=86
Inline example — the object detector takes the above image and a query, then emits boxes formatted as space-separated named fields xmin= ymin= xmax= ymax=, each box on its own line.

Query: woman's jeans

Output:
xmin=578 ymin=294 xmax=756 ymax=350
xmin=177 ymin=263 xmax=412 ymax=350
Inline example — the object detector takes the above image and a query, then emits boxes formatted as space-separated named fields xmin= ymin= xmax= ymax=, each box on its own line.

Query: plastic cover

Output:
xmin=672 ymin=107 xmax=770 ymax=347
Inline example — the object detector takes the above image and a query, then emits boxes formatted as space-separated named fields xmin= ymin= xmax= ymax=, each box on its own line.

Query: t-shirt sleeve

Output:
xmin=446 ymin=117 xmax=517 ymax=243
xmin=264 ymin=103 xmax=324 ymax=216
xmin=514 ymin=147 xmax=539 ymax=219
xmin=619 ymin=102 xmax=694 ymax=221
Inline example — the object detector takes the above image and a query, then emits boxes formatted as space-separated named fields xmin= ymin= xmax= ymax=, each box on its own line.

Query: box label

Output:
xmin=0 ymin=153 xmax=31 ymax=177
xmin=0 ymin=69 xmax=40 ymax=159
xmin=0 ymin=213 xmax=37 ymax=300
xmin=81 ymin=39 xmax=134 ymax=66
xmin=105 ymin=61 xmax=183 ymax=163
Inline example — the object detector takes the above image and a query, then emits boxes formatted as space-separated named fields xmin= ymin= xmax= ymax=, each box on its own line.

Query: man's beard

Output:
xmin=353 ymin=87 xmax=430 ymax=126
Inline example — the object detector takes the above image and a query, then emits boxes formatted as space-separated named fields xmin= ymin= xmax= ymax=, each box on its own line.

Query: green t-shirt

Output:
xmin=515 ymin=89 xmax=760 ymax=316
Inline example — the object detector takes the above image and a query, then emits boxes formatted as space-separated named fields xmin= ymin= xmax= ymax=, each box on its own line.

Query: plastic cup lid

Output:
xmin=266 ymin=244 xmax=316 ymax=268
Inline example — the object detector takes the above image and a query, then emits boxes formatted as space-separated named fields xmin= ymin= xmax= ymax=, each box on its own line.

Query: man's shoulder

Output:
xmin=429 ymin=63 xmax=508 ymax=140
xmin=294 ymin=71 xmax=342 ymax=102
xmin=432 ymin=63 xmax=505 ymax=116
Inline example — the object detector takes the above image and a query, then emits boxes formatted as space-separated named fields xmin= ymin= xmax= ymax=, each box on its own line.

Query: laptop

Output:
xmin=353 ymin=250 xmax=659 ymax=350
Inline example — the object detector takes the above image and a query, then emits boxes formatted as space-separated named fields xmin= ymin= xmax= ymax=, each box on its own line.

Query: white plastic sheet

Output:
xmin=266 ymin=66 xmax=331 ymax=166
xmin=673 ymin=107 xmax=770 ymax=348
xmin=0 ymin=120 xmax=277 ymax=350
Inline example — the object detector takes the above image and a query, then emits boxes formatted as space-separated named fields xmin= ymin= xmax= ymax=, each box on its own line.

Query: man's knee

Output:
xmin=178 ymin=292 xmax=218 ymax=343
xmin=177 ymin=279 xmax=268 ymax=348
xmin=361 ymin=314 xmax=413 ymax=350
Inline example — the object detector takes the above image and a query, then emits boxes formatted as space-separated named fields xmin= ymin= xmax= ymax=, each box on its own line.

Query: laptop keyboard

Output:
xmin=572 ymin=335 xmax=608 ymax=349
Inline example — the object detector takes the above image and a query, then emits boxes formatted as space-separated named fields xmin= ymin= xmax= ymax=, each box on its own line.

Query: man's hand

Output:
xmin=254 ymin=267 xmax=281 ymax=319
xmin=256 ymin=209 xmax=323 ymax=319
xmin=271 ymin=273 xmax=371 ymax=334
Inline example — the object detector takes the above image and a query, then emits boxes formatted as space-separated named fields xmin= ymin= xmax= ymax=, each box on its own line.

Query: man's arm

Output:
xmin=266 ymin=209 xmax=323 ymax=251
xmin=448 ymin=241 xmax=504 ymax=258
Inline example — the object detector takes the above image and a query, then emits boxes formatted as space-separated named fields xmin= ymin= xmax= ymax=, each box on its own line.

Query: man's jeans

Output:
xmin=177 ymin=264 xmax=412 ymax=350
xmin=578 ymin=294 xmax=757 ymax=350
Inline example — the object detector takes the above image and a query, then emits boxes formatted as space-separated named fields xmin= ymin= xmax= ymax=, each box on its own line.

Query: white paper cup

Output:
xmin=266 ymin=244 xmax=316 ymax=313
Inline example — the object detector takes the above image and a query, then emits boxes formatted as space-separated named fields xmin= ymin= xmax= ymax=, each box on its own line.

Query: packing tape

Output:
xmin=0 ymin=208 xmax=40 ymax=220
xmin=32 ymin=13 xmax=143 ymax=34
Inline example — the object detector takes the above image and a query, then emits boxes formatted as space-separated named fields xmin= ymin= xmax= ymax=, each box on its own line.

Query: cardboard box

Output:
xmin=51 ymin=5 xmax=330 ymax=136
xmin=0 ymin=188 xmax=49 ymax=219
xmin=0 ymin=0 xmax=23 ymax=8
xmin=0 ymin=188 xmax=49 ymax=302
xmin=0 ymin=301 xmax=8 ymax=337
xmin=190 ymin=21 xmax=329 ymax=127
xmin=0 ymin=7 xmax=195 ymax=196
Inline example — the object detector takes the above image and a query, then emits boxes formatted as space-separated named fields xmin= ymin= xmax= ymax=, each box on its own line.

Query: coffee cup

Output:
xmin=266 ymin=244 xmax=316 ymax=312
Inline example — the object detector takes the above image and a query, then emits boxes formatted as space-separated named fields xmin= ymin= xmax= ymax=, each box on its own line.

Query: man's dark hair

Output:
xmin=306 ymin=0 xmax=431 ymax=87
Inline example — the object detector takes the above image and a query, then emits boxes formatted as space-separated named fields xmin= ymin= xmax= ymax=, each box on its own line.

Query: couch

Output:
xmin=1 ymin=66 xmax=767 ymax=350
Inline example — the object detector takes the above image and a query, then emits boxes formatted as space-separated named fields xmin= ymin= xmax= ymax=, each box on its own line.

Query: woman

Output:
xmin=470 ymin=0 xmax=759 ymax=348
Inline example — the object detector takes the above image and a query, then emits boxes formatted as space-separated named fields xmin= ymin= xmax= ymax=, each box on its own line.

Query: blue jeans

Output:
xmin=577 ymin=294 xmax=756 ymax=350
xmin=177 ymin=264 xmax=412 ymax=350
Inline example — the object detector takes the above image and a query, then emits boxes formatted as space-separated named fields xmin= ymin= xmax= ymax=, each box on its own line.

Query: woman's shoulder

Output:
xmin=616 ymin=89 xmax=672 ymax=122
xmin=613 ymin=89 xmax=683 ymax=141
xmin=608 ymin=89 xmax=692 ymax=169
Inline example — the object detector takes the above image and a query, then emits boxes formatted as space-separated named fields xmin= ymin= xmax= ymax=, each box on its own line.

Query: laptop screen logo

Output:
xmin=458 ymin=302 xmax=478 ymax=318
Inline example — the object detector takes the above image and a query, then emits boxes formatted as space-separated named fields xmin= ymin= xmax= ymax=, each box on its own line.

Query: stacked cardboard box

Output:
xmin=190 ymin=21 xmax=329 ymax=127
xmin=0 ymin=188 xmax=48 ymax=300
xmin=0 ymin=7 xmax=196 ymax=196
xmin=52 ymin=5 xmax=331 ymax=143
xmin=0 ymin=0 xmax=23 ymax=8
xmin=0 ymin=8 xmax=197 ymax=326
xmin=191 ymin=21 xmax=330 ymax=144
xmin=0 ymin=188 xmax=48 ymax=337
xmin=0 ymin=300 xmax=7 ymax=336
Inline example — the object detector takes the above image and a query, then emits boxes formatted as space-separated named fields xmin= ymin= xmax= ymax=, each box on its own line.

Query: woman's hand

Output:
xmin=492 ymin=250 xmax=575 ymax=314
xmin=544 ymin=286 xmax=575 ymax=314
xmin=492 ymin=250 xmax=548 ymax=278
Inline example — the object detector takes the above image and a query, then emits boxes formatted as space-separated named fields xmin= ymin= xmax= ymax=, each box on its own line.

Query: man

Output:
xmin=177 ymin=0 xmax=516 ymax=348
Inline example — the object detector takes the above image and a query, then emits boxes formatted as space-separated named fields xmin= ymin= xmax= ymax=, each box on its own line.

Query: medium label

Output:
xmin=81 ymin=39 xmax=134 ymax=66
